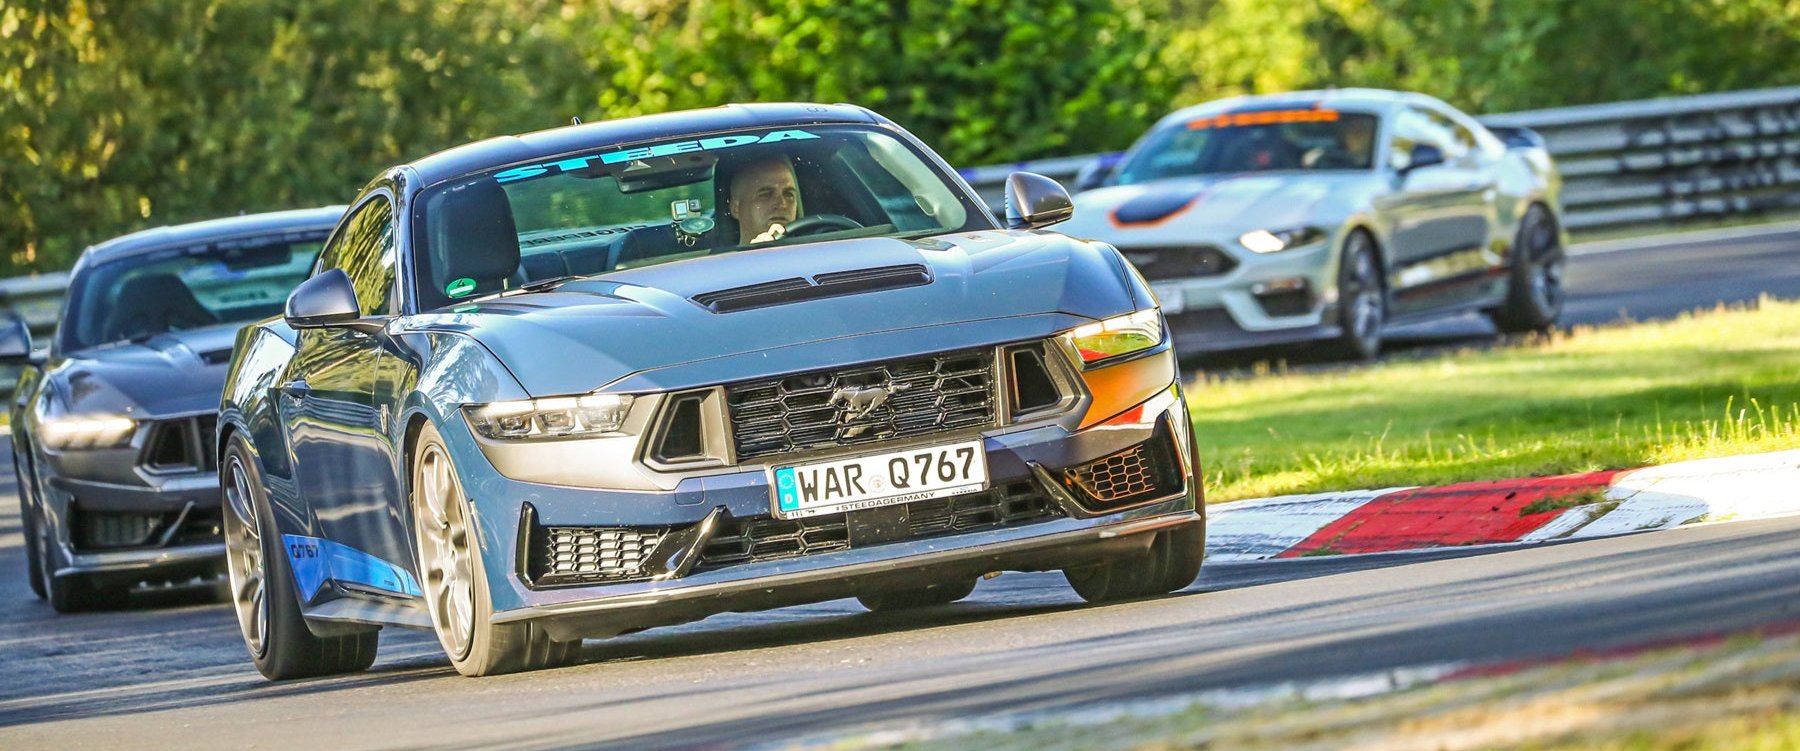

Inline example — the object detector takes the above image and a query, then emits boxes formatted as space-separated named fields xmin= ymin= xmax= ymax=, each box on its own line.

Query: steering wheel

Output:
xmin=782 ymin=214 xmax=864 ymax=237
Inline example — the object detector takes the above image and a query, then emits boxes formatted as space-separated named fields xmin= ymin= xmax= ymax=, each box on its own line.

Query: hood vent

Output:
xmin=691 ymin=264 xmax=932 ymax=313
xmin=199 ymin=348 xmax=235 ymax=365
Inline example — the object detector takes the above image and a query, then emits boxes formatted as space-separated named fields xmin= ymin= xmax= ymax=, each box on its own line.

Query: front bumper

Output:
xmin=441 ymin=373 xmax=1202 ymax=638
xmin=1131 ymin=234 xmax=1344 ymax=352
xmin=33 ymin=418 xmax=225 ymax=582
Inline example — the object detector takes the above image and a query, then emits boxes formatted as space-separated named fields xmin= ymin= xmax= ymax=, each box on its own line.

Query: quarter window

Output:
xmin=320 ymin=197 xmax=398 ymax=317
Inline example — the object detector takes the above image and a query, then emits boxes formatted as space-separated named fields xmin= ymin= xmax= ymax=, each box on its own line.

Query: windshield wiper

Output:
xmin=459 ymin=275 xmax=587 ymax=304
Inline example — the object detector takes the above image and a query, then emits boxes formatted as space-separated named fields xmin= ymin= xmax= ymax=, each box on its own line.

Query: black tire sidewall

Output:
xmin=1332 ymin=230 xmax=1385 ymax=360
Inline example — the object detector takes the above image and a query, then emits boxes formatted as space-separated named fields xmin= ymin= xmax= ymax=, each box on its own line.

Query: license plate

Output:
xmin=770 ymin=439 xmax=988 ymax=519
xmin=1150 ymin=283 xmax=1185 ymax=314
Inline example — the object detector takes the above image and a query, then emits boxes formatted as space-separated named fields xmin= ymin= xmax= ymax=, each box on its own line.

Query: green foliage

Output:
xmin=5 ymin=0 xmax=1800 ymax=276
xmin=0 ymin=0 xmax=1167 ymax=275
xmin=1164 ymin=0 xmax=1800 ymax=113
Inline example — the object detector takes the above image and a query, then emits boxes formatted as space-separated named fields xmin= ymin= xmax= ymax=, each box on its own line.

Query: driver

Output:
xmin=727 ymin=155 xmax=801 ymax=244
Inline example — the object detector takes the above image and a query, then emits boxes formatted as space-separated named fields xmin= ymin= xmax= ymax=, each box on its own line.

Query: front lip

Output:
xmin=495 ymin=504 xmax=1201 ymax=639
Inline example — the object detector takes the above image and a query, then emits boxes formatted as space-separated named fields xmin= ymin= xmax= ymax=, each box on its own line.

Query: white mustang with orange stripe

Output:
xmin=1059 ymin=88 xmax=1567 ymax=359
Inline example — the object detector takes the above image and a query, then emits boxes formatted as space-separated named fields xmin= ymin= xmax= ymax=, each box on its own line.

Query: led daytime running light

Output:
xmin=1064 ymin=309 xmax=1163 ymax=365
xmin=42 ymin=416 xmax=136 ymax=450
xmin=467 ymin=394 xmax=634 ymax=440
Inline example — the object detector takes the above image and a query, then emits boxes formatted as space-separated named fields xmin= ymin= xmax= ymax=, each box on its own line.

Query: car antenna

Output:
xmin=571 ymin=116 xmax=583 ymax=125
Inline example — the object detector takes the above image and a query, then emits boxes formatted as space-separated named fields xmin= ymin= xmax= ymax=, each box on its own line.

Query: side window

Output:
xmin=1390 ymin=108 xmax=1468 ymax=169
xmin=1421 ymin=107 xmax=1476 ymax=161
xmin=321 ymin=197 xmax=397 ymax=316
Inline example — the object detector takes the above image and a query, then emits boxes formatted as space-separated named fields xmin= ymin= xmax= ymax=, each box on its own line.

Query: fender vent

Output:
xmin=692 ymin=264 xmax=932 ymax=313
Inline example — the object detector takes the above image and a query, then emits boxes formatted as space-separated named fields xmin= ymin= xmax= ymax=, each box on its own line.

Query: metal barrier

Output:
xmin=961 ymin=85 xmax=1800 ymax=232
xmin=5 ymin=86 xmax=1798 ymax=392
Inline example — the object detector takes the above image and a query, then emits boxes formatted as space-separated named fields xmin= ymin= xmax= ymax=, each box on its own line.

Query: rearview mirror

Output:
xmin=285 ymin=269 xmax=364 ymax=330
xmin=1400 ymin=143 xmax=1445 ymax=175
xmin=1004 ymin=172 xmax=1074 ymax=230
xmin=0 ymin=317 xmax=41 ymax=367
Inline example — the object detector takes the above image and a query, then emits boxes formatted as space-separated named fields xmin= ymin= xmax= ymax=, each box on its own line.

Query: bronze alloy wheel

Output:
xmin=223 ymin=454 xmax=270 ymax=658
xmin=413 ymin=439 xmax=477 ymax=661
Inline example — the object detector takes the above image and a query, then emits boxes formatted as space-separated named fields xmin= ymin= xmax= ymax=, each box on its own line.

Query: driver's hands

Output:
xmin=751 ymin=222 xmax=787 ymax=244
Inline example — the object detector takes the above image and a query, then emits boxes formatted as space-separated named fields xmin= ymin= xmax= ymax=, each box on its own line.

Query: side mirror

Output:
xmin=0 ymin=318 xmax=40 ymax=367
xmin=1400 ymin=143 xmax=1445 ymax=175
xmin=1004 ymin=171 xmax=1075 ymax=230
xmin=285 ymin=269 xmax=364 ymax=330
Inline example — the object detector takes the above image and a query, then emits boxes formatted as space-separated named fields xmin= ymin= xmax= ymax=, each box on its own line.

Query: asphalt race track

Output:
xmin=4 ymin=225 xmax=1800 ymax=749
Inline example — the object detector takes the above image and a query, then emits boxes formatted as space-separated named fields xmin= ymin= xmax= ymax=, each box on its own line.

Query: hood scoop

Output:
xmin=199 ymin=348 xmax=235 ymax=365
xmin=691 ymin=264 xmax=933 ymax=313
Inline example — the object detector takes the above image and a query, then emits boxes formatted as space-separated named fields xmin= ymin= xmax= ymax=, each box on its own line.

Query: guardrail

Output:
xmin=5 ymin=86 xmax=1797 ymax=393
xmin=961 ymin=85 xmax=1800 ymax=232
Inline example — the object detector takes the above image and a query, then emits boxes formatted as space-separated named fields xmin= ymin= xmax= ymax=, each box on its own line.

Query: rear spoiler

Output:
xmin=1485 ymin=125 xmax=1546 ymax=150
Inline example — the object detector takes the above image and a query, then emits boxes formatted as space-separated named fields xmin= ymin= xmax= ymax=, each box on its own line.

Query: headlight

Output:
xmin=41 ymin=415 xmax=137 ymax=450
xmin=1239 ymin=227 xmax=1327 ymax=254
xmin=465 ymin=394 xmax=635 ymax=440
xmin=1062 ymin=309 xmax=1163 ymax=366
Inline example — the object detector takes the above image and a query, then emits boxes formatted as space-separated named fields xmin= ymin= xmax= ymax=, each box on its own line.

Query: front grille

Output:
xmin=1060 ymin=424 xmax=1185 ymax=511
xmin=68 ymin=502 xmax=224 ymax=552
xmin=1067 ymin=444 xmax=1158 ymax=503
xmin=698 ymin=481 xmax=1061 ymax=568
xmin=726 ymin=349 xmax=998 ymax=462
xmin=1118 ymin=245 xmax=1237 ymax=281
xmin=528 ymin=525 xmax=665 ymax=587
xmin=139 ymin=414 xmax=218 ymax=473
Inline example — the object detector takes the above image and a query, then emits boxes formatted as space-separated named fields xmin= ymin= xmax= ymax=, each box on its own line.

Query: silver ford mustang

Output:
xmin=218 ymin=104 xmax=1205 ymax=678
xmin=1059 ymin=88 xmax=1567 ymax=358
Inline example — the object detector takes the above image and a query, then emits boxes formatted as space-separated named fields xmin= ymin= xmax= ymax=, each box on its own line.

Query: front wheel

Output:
xmin=412 ymin=422 xmax=579 ymax=677
xmin=1064 ymin=523 xmax=1204 ymax=604
xmin=223 ymin=435 xmax=378 ymax=680
xmin=1488 ymin=204 xmax=1565 ymax=334
xmin=17 ymin=452 xmax=46 ymax=600
xmin=1322 ymin=230 xmax=1386 ymax=360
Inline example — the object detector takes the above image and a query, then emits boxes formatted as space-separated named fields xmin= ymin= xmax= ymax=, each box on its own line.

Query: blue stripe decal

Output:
xmin=282 ymin=534 xmax=423 ymax=600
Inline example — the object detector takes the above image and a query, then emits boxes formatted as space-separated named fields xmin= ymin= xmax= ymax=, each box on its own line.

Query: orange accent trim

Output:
xmin=1186 ymin=109 xmax=1340 ymax=131
xmin=1107 ymin=190 xmax=1212 ymax=229
xmin=1078 ymin=349 xmax=1177 ymax=429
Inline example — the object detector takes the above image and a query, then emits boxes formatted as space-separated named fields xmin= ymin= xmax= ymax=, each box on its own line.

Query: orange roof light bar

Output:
xmin=1186 ymin=109 xmax=1341 ymax=130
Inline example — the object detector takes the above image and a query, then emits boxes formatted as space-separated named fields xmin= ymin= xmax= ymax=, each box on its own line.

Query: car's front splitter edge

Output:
xmin=493 ymin=507 xmax=1201 ymax=642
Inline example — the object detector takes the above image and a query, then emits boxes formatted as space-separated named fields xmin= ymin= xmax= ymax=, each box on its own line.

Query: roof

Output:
xmin=405 ymin=102 xmax=885 ymax=186
xmin=81 ymin=206 xmax=347 ymax=268
xmin=1154 ymin=88 xmax=1434 ymax=128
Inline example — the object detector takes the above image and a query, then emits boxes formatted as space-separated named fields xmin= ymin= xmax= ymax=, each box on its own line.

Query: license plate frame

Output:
xmin=769 ymin=439 xmax=989 ymax=520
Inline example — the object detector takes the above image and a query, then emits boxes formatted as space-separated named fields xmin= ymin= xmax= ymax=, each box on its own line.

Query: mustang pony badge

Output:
xmin=829 ymin=382 xmax=911 ymax=438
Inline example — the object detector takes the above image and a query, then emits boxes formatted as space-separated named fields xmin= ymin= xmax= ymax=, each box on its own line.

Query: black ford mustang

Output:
xmin=4 ymin=208 xmax=342 ymax=611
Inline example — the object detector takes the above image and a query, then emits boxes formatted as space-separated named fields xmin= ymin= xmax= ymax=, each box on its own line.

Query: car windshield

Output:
xmin=1113 ymin=110 xmax=1380 ymax=185
xmin=60 ymin=233 xmax=326 ymax=353
xmin=410 ymin=124 xmax=988 ymax=310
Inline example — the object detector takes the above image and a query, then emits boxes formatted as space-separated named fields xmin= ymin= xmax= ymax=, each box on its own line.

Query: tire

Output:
xmin=1064 ymin=523 xmax=1205 ymax=604
xmin=858 ymin=578 xmax=978 ymax=612
xmin=1488 ymin=204 xmax=1565 ymax=334
xmin=411 ymin=422 xmax=579 ymax=677
xmin=222 ymin=434 xmax=378 ymax=680
xmin=1323 ymin=230 xmax=1386 ymax=360
xmin=16 ymin=451 xmax=46 ymax=601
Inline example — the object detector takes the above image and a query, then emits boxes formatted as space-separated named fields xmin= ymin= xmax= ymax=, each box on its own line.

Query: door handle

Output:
xmin=280 ymin=380 xmax=312 ymax=399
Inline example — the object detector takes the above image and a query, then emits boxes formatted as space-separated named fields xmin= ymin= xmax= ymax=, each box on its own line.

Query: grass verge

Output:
xmin=1190 ymin=297 xmax=1800 ymax=502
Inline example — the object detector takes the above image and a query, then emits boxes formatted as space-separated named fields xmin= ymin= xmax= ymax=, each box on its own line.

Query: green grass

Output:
xmin=1190 ymin=297 xmax=1800 ymax=502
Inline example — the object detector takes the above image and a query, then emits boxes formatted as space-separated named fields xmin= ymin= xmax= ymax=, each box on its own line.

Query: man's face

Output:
xmin=1343 ymin=117 xmax=1373 ymax=155
xmin=729 ymin=158 xmax=799 ymax=238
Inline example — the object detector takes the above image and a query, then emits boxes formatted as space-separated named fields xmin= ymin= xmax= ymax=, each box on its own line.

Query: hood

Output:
xmin=52 ymin=324 xmax=240 ymax=419
xmin=1060 ymin=173 xmax=1380 ymax=240
xmin=411 ymin=230 xmax=1137 ymax=397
